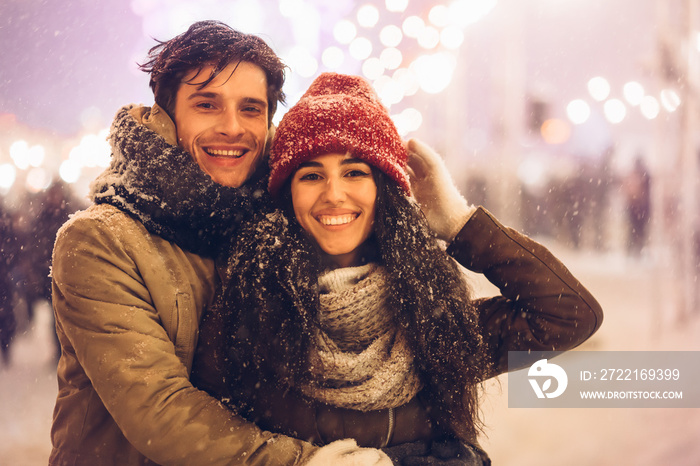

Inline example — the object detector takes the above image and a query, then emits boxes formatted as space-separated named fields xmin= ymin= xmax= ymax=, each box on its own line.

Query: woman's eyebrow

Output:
xmin=341 ymin=158 xmax=367 ymax=165
xmin=297 ymin=161 xmax=322 ymax=168
xmin=296 ymin=157 xmax=367 ymax=169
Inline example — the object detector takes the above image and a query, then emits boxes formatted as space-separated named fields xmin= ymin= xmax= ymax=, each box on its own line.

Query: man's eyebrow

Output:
xmin=241 ymin=97 xmax=268 ymax=107
xmin=187 ymin=91 xmax=220 ymax=101
xmin=185 ymin=93 xmax=267 ymax=107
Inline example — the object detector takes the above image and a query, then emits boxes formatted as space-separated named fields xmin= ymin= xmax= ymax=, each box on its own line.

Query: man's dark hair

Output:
xmin=139 ymin=20 xmax=286 ymax=126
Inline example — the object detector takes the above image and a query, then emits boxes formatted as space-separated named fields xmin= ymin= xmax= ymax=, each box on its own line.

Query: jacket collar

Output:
xmin=90 ymin=104 xmax=271 ymax=258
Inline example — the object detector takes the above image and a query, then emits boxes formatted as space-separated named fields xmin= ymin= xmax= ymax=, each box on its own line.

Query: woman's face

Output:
xmin=290 ymin=152 xmax=377 ymax=268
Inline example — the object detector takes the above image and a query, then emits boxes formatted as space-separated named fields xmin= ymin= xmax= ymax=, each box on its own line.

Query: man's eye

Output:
xmin=196 ymin=102 xmax=215 ymax=109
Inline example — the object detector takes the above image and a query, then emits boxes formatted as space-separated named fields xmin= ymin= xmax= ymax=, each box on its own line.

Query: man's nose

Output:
xmin=215 ymin=108 xmax=244 ymax=136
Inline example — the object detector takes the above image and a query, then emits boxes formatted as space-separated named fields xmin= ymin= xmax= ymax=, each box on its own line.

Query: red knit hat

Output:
xmin=268 ymin=72 xmax=411 ymax=196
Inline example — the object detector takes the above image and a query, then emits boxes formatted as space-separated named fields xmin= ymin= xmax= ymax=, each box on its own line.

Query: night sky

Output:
xmin=0 ymin=0 xmax=663 ymax=144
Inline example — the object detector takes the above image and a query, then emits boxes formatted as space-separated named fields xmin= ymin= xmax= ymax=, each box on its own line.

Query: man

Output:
xmin=50 ymin=21 xmax=390 ymax=465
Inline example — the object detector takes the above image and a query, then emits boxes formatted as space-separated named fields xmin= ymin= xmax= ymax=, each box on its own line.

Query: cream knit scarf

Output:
xmin=298 ymin=263 xmax=423 ymax=411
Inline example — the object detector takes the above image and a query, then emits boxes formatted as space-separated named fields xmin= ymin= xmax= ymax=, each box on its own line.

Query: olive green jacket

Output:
xmin=49 ymin=105 xmax=319 ymax=465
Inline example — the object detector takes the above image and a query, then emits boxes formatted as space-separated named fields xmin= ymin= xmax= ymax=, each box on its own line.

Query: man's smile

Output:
xmin=204 ymin=148 xmax=246 ymax=158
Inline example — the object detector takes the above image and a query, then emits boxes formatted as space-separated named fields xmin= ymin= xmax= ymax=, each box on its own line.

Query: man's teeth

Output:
xmin=206 ymin=149 xmax=244 ymax=158
xmin=319 ymin=215 xmax=356 ymax=225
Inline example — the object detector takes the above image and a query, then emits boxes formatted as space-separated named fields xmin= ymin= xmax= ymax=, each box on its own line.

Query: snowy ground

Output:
xmin=1 ymin=245 xmax=699 ymax=465
xmin=0 ymin=300 xmax=58 ymax=465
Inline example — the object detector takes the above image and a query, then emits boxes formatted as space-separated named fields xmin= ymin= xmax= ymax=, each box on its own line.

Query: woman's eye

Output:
xmin=299 ymin=172 xmax=321 ymax=181
xmin=346 ymin=169 xmax=370 ymax=177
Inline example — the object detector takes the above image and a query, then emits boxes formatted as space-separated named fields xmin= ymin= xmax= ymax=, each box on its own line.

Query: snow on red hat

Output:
xmin=268 ymin=72 xmax=411 ymax=196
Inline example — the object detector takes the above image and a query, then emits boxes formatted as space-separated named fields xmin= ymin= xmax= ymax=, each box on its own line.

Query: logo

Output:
xmin=528 ymin=358 xmax=568 ymax=399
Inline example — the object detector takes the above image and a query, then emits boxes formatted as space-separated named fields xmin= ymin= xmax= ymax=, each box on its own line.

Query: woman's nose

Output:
xmin=322 ymin=177 xmax=346 ymax=204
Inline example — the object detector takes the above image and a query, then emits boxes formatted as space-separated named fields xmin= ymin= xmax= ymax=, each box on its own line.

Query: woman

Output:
xmin=193 ymin=73 xmax=603 ymax=465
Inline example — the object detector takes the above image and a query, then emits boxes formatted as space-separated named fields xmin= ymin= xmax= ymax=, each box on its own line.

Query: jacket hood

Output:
xmin=91 ymin=104 xmax=271 ymax=257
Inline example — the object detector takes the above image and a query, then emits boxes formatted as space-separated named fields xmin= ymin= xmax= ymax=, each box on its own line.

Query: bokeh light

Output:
xmin=0 ymin=163 xmax=16 ymax=189
xmin=380 ymin=47 xmax=403 ymax=70
xmin=322 ymin=46 xmax=345 ymax=69
xmin=374 ymin=75 xmax=404 ymax=106
xmin=441 ymin=26 xmax=465 ymax=49
xmin=567 ymin=99 xmax=591 ymax=124
xmin=392 ymin=107 xmax=423 ymax=136
xmin=286 ymin=46 xmax=318 ymax=77
xmin=603 ymin=98 xmax=626 ymax=124
xmin=333 ymin=20 xmax=357 ymax=44
xmin=660 ymin=88 xmax=681 ymax=112
xmin=411 ymin=53 xmax=455 ymax=94
xmin=588 ymin=76 xmax=611 ymax=101
xmin=449 ymin=0 xmax=497 ymax=27
xmin=28 ymin=145 xmax=46 ymax=168
xmin=357 ymin=4 xmax=380 ymax=28
xmin=67 ymin=130 xmax=111 ymax=172
xmin=623 ymin=81 xmax=645 ymax=106
xmin=640 ymin=95 xmax=660 ymax=119
xmin=402 ymin=16 xmax=425 ymax=39
xmin=362 ymin=57 xmax=385 ymax=80
xmin=428 ymin=5 xmax=450 ymax=28
xmin=518 ymin=157 xmax=548 ymax=191
xmin=418 ymin=26 xmax=441 ymax=49
xmin=379 ymin=25 xmax=403 ymax=47
xmin=385 ymin=0 xmax=409 ymax=13
xmin=393 ymin=68 xmax=420 ymax=96
xmin=349 ymin=37 xmax=373 ymax=60
xmin=26 ymin=167 xmax=51 ymax=192
xmin=541 ymin=118 xmax=571 ymax=144
xmin=59 ymin=159 xmax=82 ymax=184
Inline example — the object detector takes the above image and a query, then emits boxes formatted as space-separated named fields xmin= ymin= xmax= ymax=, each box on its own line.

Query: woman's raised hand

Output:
xmin=405 ymin=139 xmax=475 ymax=243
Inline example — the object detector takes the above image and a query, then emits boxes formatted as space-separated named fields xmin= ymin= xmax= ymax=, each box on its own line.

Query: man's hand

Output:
xmin=406 ymin=139 xmax=475 ymax=243
xmin=306 ymin=439 xmax=394 ymax=466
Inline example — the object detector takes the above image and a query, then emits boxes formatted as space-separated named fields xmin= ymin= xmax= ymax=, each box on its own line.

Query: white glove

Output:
xmin=305 ymin=439 xmax=393 ymax=466
xmin=406 ymin=138 xmax=476 ymax=242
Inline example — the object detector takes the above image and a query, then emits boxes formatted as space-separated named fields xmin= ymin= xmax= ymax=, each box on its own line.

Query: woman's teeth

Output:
xmin=318 ymin=214 xmax=356 ymax=226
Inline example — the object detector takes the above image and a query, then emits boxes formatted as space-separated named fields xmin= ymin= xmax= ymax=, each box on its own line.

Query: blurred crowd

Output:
xmin=468 ymin=153 xmax=653 ymax=256
xmin=0 ymin=181 xmax=85 ymax=369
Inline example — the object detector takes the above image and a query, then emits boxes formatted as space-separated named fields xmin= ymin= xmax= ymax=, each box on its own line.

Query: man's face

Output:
xmin=173 ymin=61 xmax=269 ymax=188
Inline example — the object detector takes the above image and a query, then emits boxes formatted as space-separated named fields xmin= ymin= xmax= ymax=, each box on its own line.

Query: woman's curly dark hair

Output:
xmin=217 ymin=170 xmax=491 ymax=440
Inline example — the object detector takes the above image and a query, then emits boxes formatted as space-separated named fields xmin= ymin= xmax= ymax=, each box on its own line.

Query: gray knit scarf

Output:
xmin=299 ymin=263 xmax=423 ymax=411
